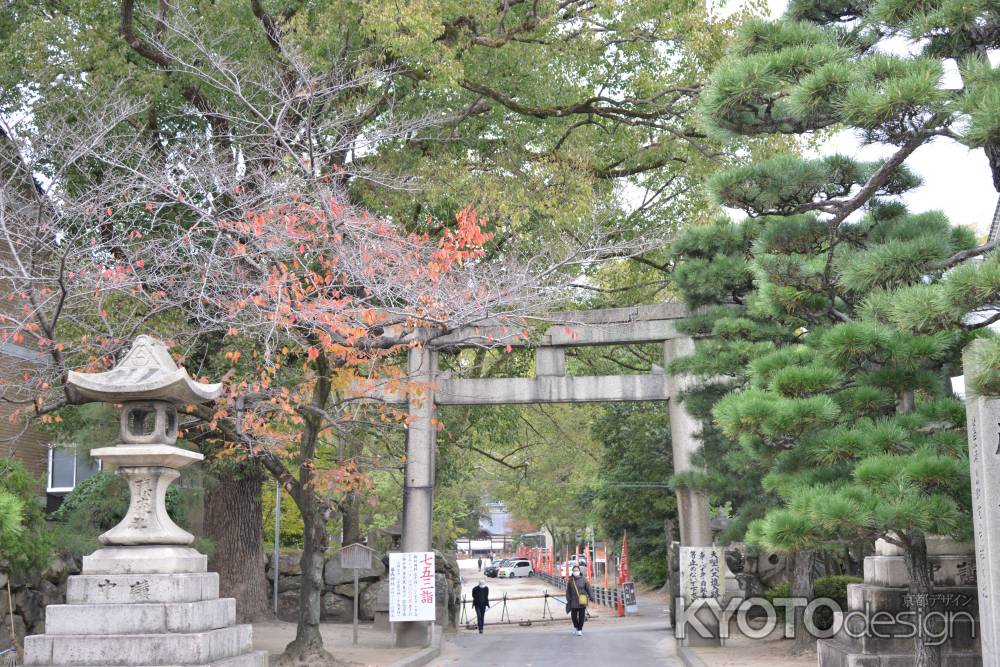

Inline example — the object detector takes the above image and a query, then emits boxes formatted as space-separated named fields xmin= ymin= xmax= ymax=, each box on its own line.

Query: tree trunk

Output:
xmin=204 ymin=461 xmax=269 ymax=623
xmin=342 ymin=493 xmax=361 ymax=546
xmin=282 ymin=489 xmax=333 ymax=665
xmin=904 ymin=531 xmax=942 ymax=667
xmin=281 ymin=349 xmax=334 ymax=665
xmin=898 ymin=390 xmax=915 ymax=415
xmin=791 ymin=549 xmax=816 ymax=655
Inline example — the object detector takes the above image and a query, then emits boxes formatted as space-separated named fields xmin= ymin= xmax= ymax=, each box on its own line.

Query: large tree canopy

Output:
xmin=0 ymin=0 xmax=763 ymax=248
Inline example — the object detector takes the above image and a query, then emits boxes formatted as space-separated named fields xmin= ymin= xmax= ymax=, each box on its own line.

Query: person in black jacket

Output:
xmin=565 ymin=566 xmax=592 ymax=636
xmin=471 ymin=580 xmax=490 ymax=633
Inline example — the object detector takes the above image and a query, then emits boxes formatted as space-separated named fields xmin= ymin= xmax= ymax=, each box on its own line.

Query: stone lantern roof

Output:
xmin=67 ymin=335 xmax=222 ymax=404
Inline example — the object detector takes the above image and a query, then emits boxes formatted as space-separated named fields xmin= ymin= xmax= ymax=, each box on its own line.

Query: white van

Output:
xmin=497 ymin=559 xmax=533 ymax=578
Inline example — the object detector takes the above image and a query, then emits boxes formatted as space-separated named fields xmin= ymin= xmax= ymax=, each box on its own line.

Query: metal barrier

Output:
xmin=459 ymin=590 xmax=565 ymax=627
xmin=458 ymin=574 xmax=622 ymax=629
xmin=534 ymin=572 xmax=621 ymax=609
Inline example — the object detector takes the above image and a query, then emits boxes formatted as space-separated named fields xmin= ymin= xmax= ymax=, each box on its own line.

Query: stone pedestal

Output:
xmin=962 ymin=356 xmax=1000 ymax=665
xmin=25 ymin=570 xmax=266 ymax=666
xmin=817 ymin=537 xmax=981 ymax=666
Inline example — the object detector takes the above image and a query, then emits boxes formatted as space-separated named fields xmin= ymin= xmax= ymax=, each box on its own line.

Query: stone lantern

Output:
xmin=65 ymin=335 xmax=220 ymax=572
xmin=24 ymin=335 xmax=266 ymax=667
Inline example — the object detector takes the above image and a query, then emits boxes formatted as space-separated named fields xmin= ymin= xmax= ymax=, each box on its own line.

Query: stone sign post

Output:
xmin=963 ymin=341 xmax=1000 ymax=664
xmin=23 ymin=335 xmax=266 ymax=667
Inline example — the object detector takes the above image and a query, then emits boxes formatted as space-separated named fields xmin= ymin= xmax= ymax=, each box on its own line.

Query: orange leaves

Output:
xmin=307 ymin=346 xmax=320 ymax=361
xmin=224 ymin=350 xmax=242 ymax=364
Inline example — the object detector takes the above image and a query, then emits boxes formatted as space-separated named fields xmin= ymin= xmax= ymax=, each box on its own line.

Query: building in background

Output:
xmin=455 ymin=501 xmax=514 ymax=554
xmin=1 ymin=342 xmax=101 ymax=511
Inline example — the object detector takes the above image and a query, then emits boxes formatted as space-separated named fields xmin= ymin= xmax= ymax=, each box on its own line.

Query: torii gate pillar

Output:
xmin=664 ymin=338 xmax=713 ymax=547
xmin=396 ymin=346 xmax=437 ymax=648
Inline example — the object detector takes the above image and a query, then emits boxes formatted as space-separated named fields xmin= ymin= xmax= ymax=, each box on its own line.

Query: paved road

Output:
xmin=439 ymin=619 xmax=681 ymax=666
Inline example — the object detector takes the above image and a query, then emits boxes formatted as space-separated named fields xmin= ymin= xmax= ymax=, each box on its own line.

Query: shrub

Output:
xmin=632 ymin=554 xmax=667 ymax=588
xmin=0 ymin=458 xmax=57 ymax=568
xmin=765 ymin=574 xmax=861 ymax=629
xmin=262 ymin=485 xmax=305 ymax=548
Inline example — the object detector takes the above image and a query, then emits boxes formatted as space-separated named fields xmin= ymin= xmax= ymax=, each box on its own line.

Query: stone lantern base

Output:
xmin=23 ymin=558 xmax=268 ymax=666
xmin=817 ymin=537 xmax=981 ymax=667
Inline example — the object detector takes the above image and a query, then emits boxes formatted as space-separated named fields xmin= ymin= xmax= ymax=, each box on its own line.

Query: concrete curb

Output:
xmin=384 ymin=626 xmax=443 ymax=667
xmin=677 ymin=645 xmax=708 ymax=667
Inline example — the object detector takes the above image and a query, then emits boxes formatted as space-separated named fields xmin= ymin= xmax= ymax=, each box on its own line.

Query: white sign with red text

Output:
xmin=389 ymin=552 xmax=436 ymax=622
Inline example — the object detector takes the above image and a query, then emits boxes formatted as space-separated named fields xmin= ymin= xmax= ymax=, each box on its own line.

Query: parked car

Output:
xmin=498 ymin=559 xmax=533 ymax=578
xmin=485 ymin=558 xmax=511 ymax=577
xmin=558 ymin=556 xmax=586 ymax=577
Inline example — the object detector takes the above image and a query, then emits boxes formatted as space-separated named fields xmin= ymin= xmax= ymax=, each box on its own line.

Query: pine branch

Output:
xmin=939 ymin=240 xmax=998 ymax=269
xmin=963 ymin=310 xmax=1000 ymax=331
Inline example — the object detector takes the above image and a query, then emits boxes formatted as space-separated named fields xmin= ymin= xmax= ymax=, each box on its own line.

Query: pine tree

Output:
xmin=667 ymin=218 xmax=795 ymax=542
xmin=698 ymin=0 xmax=1000 ymax=192
xmin=678 ymin=204 xmax=981 ymax=665
xmin=690 ymin=3 xmax=1000 ymax=661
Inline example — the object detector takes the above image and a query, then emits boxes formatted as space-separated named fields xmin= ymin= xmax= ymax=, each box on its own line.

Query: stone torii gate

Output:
xmin=379 ymin=303 xmax=713 ymax=647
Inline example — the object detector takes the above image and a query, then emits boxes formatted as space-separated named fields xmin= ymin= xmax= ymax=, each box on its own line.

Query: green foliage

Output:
xmin=0 ymin=488 xmax=24 ymax=546
xmin=592 ymin=403 xmax=674 ymax=588
xmin=709 ymin=154 xmax=919 ymax=216
xmin=0 ymin=458 xmax=57 ymax=568
xmin=836 ymin=235 xmax=951 ymax=294
xmin=957 ymin=58 xmax=1000 ymax=148
xmin=262 ymin=486 xmax=306 ymax=549
xmin=700 ymin=0 xmax=1000 ymax=197
xmin=766 ymin=574 xmax=862 ymax=627
xmin=687 ymin=9 xmax=992 ymax=660
xmin=965 ymin=336 xmax=1000 ymax=396
xmin=51 ymin=471 xmax=187 ymax=538
xmin=670 ymin=218 xmax=762 ymax=309
xmin=670 ymin=149 xmax=976 ymax=623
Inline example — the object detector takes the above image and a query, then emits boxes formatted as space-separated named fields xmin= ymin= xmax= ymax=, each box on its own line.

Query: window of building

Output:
xmin=46 ymin=446 xmax=101 ymax=494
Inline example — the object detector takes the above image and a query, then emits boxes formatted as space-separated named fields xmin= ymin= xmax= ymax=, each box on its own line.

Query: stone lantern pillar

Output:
xmin=23 ymin=335 xmax=266 ymax=667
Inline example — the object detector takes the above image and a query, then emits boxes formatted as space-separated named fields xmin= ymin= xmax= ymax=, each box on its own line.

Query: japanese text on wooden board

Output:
xmin=389 ymin=552 xmax=436 ymax=622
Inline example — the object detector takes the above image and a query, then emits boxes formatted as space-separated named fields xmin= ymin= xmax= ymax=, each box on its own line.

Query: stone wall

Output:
xmin=267 ymin=550 xmax=387 ymax=623
xmin=267 ymin=550 xmax=462 ymax=629
xmin=0 ymin=555 xmax=78 ymax=654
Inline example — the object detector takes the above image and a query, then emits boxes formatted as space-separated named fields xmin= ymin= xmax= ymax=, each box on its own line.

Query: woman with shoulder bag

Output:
xmin=565 ymin=565 xmax=592 ymax=636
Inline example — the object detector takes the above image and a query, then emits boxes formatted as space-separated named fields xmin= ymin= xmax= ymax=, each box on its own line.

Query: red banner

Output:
xmin=620 ymin=531 xmax=631 ymax=584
